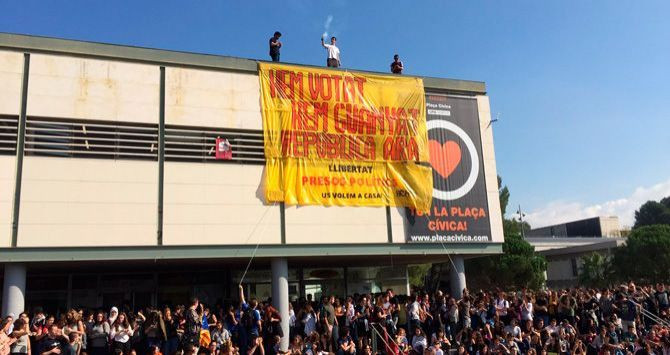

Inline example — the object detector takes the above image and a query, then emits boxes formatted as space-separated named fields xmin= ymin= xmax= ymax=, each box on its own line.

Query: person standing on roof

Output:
xmin=269 ymin=31 xmax=282 ymax=62
xmin=321 ymin=36 xmax=340 ymax=68
xmin=391 ymin=54 xmax=403 ymax=74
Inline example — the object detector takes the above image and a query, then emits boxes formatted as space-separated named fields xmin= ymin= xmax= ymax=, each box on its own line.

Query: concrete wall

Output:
xmin=165 ymin=67 xmax=261 ymax=129
xmin=0 ymin=51 xmax=23 ymax=115
xmin=0 ymin=51 xmax=22 ymax=247
xmin=477 ymin=96 xmax=504 ymax=243
xmin=18 ymin=157 xmax=157 ymax=246
xmin=27 ymin=54 xmax=159 ymax=123
xmin=0 ymin=50 xmax=502 ymax=249
xmin=599 ymin=216 xmax=621 ymax=237
xmin=284 ymin=205 xmax=388 ymax=244
xmin=163 ymin=163 xmax=280 ymax=245
xmin=0 ymin=156 xmax=15 ymax=247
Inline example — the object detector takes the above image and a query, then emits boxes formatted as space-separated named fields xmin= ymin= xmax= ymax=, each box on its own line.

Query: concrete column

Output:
xmin=2 ymin=263 xmax=27 ymax=317
xmin=271 ymin=258 xmax=289 ymax=351
xmin=449 ymin=256 xmax=466 ymax=299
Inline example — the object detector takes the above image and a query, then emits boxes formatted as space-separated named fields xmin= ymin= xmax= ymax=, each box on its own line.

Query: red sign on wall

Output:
xmin=215 ymin=137 xmax=233 ymax=160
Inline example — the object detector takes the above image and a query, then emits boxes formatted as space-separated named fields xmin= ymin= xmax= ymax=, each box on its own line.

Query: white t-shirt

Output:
xmin=521 ymin=303 xmax=533 ymax=321
xmin=111 ymin=325 xmax=134 ymax=343
xmin=496 ymin=299 xmax=509 ymax=316
xmin=504 ymin=325 xmax=521 ymax=338
xmin=323 ymin=44 xmax=340 ymax=61
xmin=346 ymin=304 xmax=355 ymax=326
xmin=289 ymin=309 xmax=296 ymax=327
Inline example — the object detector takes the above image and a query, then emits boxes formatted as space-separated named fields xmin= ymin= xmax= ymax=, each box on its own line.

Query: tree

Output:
xmin=464 ymin=176 xmax=547 ymax=290
xmin=578 ymin=253 xmax=613 ymax=288
xmin=407 ymin=264 xmax=432 ymax=288
xmin=613 ymin=224 xmax=670 ymax=283
xmin=633 ymin=199 xmax=670 ymax=228
xmin=498 ymin=176 xmax=530 ymax=236
xmin=498 ymin=175 xmax=510 ymax=216
xmin=503 ymin=218 xmax=531 ymax=237
xmin=467 ymin=234 xmax=547 ymax=290
xmin=661 ymin=197 xmax=670 ymax=209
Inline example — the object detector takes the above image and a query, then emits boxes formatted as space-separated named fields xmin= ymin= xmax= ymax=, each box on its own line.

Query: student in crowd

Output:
xmin=3 ymin=283 xmax=670 ymax=355
xmin=86 ymin=311 xmax=109 ymax=355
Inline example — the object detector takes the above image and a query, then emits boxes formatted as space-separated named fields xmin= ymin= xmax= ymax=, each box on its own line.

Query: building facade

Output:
xmin=0 ymin=33 xmax=503 ymax=345
xmin=528 ymin=216 xmax=622 ymax=238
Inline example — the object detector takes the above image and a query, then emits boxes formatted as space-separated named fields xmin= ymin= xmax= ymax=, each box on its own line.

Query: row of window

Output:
xmin=0 ymin=115 xmax=265 ymax=165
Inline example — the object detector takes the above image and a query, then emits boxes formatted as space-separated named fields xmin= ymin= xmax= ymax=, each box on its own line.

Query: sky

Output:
xmin=1 ymin=0 xmax=669 ymax=228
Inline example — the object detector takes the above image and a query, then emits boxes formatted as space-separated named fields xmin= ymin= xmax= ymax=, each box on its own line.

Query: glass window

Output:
xmin=303 ymin=268 xmax=344 ymax=280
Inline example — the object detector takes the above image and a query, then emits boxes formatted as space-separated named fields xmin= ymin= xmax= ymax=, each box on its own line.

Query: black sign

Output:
xmin=405 ymin=94 xmax=491 ymax=243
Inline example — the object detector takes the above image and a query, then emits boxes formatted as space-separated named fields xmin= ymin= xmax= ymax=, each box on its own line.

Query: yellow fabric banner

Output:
xmin=259 ymin=63 xmax=433 ymax=211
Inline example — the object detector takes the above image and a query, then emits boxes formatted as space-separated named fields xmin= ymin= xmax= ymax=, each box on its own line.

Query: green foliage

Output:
xmin=498 ymin=175 xmax=510 ymax=216
xmin=633 ymin=198 xmax=670 ymax=228
xmin=503 ymin=218 xmax=531 ymax=237
xmin=613 ymin=224 xmax=670 ymax=283
xmin=464 ymin=176 xmax=546 ymax=290
xmin=578 ymin=253 xmax=614 ymax=288
xmin=407 ymin=263 xmax=432 ymax=288
xmin=466 ymin=234 xmax=547 ymax=290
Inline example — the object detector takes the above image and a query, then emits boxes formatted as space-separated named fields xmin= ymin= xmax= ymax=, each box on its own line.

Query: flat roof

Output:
xmin=0 ymin=32 xmax=486 ymax=95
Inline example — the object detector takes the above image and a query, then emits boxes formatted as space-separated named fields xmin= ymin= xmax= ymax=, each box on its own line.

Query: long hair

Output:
xmin=66 ymin=309 xmax=81 ymax=326
xmin=113 ymin=312 xmax=130 ymax=330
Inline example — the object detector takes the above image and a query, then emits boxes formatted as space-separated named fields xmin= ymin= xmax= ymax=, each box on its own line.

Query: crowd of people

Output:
xmin=2 ymin=282 xmax=670 ymax=355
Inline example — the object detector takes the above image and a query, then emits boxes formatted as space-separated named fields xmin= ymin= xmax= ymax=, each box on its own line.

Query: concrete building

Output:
xmin=528 ymin=216 xmax=622 ymax=238
xmin=0 ymin=33 xmax=503 ymax=346
xmin=526 ymin=216 xmax=625 ymax=287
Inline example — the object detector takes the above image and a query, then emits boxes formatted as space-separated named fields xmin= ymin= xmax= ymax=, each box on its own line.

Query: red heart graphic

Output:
xmin=429 ymin=140 xmax=462 ymax=179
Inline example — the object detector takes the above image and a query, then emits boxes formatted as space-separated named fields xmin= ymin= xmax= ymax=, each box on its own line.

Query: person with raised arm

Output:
xmin=320 ymin=36 xmax=340 ymax=68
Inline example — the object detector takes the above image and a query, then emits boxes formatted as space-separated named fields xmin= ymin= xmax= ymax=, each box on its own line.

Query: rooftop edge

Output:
xmin=0 ymin=32 xmax=486 ymax=95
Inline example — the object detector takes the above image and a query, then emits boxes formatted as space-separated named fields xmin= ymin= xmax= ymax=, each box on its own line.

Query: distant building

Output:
xmin=527 ymin=237 xmax=625 ymax=288
xmin=525 ymin=216 xmax=624 ymax=288
xmin=528 ymin=216 xmax=621 ymax=238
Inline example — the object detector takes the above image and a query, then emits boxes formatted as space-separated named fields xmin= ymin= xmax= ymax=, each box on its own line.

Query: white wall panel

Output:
xmin=477 ymin=95 xmax=504 ymax=243
xmin=27 ymin=54 xmax=159 ymax=123
xmin=166 ymin=68 xmax=262 ymax=129
xmin=18 ymin=157 xmax=157 ymax=246
xmin=163 ymin=163 xmax=280 ymax=245
xmin=0 ymin=156 xmax=16 ymax=247
xmin=284 ymin=205 xmax=388 ymax=244
xmin=0 ymin=51 xmax=23 ymax=115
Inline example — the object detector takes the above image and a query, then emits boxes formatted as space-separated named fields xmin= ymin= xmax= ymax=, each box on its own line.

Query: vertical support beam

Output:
xmin=449 ymin=255 xmax=467 ymax=299
xmin=271 ymin=258 xmax=289 ymax=351
xmin=405 ymin=265 xmax=411 ymax=296
xmin=2 ymin=263 xmax=27 ymax=317
xmin=279 ymin=202 xmax=286 ymax=244
xmin=157 ymin=66 xmax=166 ymax=245
xmin=385 ymin=206 xmax=393 ymax=243
xmin=10 ymin=53 xmax=30 ymax=247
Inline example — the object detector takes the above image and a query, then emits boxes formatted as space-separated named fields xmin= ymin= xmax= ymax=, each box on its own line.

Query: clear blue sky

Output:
xmin=2 ymin=0 xmax=669 ymax=226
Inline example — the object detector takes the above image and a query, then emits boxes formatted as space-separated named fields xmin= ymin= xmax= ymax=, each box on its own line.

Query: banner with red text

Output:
xmin=259 ymin=63 xmax=432 ymax=210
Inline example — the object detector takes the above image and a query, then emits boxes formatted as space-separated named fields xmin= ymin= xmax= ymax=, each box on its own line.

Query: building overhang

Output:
xmin=0 ymin=243 xmax=502 ymax=264
xmin=535 ymin=238 xmax=625 ymax=258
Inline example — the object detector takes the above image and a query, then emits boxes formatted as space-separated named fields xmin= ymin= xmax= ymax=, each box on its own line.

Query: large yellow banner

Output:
xmin=260 ymin=63 xmax=433 ymax=211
